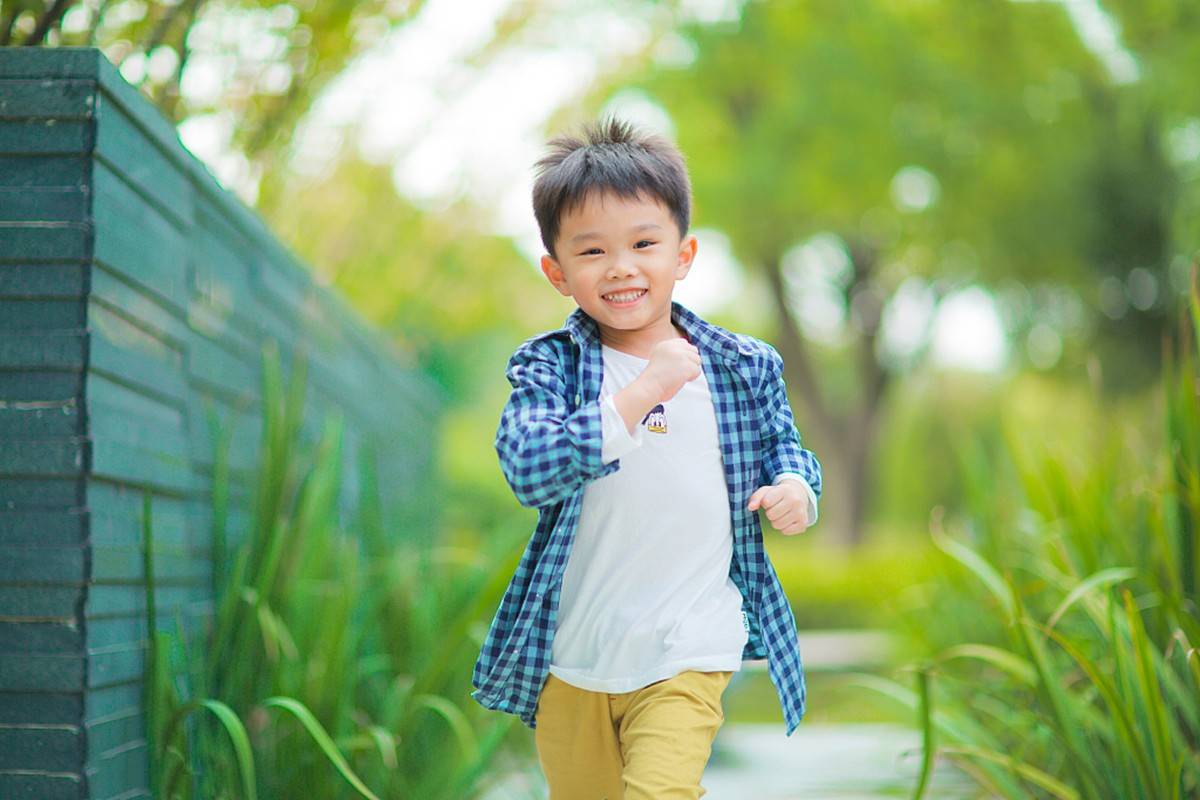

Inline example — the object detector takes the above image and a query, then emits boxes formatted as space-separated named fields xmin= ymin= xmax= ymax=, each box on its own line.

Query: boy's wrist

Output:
xmin=612 ymin=377 xmax=660 ymax=434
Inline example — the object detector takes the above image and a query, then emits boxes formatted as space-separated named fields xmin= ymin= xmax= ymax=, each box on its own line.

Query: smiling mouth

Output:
xmin=602 ymin=289 xmax=647 ymax=306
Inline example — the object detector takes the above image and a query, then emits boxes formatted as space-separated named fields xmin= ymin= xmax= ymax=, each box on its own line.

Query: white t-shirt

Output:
xmin=548 ymin=343 xmax=751 ymax=693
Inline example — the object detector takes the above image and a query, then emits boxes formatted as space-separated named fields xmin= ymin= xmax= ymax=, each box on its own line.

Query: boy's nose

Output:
xmin=607 ymin=261 xmax=637 ymax=278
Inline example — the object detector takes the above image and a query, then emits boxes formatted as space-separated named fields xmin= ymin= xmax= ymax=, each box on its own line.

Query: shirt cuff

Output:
xmin=773 ymin=472 xmax=819 ymax=525
xmin=600 ymin=392 xmax=645 ymax=464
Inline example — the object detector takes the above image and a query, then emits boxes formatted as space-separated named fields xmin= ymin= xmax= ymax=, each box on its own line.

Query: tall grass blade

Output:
xmin=1010 ymin=579 xmax=1103 ymax=800
xmin=1123 ymin=588 xmax=1174 ymax=790
xmin=163 ymin=699 xmax=258 ymax=800
xmin=1037 ymin=619 xmax=1157 ymax=794
xmin=929 ymin=514 xmax=1015 ymax=624
xmin=909 ymin=663 xmax=934 ymax=800
xmin=261 ymin=696 xmax=382 ymax=800
xmin=447 ymin=715 xmax=519 ymax=799
xmin=365 ymin=725 xmax=399 ymax=770
xmin=409 ymin=693 xmax=481 ymax=763
xmin=1046 ymin=566 xmax=1137 ymax=629
xmin=937 ymin=745 xmax=1080 ymax=800
xmin=845 ymin=672 xmax=1027 ymax=796
xmin=932 ymin=643 xmax=1036 ymax=685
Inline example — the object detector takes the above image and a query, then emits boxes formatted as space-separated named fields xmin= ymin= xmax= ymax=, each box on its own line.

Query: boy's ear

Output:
xmin=675 ymin=234 xmax=698 ymax=279
xmin=540 ymin=254 xmax=571 ymax=296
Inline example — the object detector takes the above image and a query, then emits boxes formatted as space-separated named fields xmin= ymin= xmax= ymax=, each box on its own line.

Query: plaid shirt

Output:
xmin=470 ymin=300 xmax=823 ymax=735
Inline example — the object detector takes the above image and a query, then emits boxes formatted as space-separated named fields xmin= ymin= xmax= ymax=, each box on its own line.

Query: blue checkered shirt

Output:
xmin=470 ymin=300 xmax=823 ymax=735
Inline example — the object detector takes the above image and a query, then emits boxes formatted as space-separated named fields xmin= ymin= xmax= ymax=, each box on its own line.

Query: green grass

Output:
xmin=141 ymin=340 xmax=522 ymax=799
xmin=850 ymin=267 xmax=1200 ymax=798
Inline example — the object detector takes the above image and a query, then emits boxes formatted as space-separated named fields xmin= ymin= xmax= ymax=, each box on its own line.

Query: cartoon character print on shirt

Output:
xmin=641 ymin=403 xmax=667 ymax=434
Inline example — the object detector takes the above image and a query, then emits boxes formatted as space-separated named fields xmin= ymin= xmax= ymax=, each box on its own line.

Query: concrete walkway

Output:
xmin=701 ymin=721 xmax=977 ymax=799
xmin=481 ymin=720 xmax=976 ymax=799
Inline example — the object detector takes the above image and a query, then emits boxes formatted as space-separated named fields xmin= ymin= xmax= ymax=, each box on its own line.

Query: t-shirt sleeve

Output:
xmin=600 ymin=392 xmax=645 ymax=464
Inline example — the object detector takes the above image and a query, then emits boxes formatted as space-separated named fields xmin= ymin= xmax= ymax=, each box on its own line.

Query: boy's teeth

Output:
xmin=604 ymin=290 xmax=646 ymax=302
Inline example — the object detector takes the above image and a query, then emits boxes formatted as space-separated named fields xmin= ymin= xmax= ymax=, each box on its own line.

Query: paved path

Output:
xmin=701 ymin=722 xmax=977 ymax=799
xmin=482 ymin=721 xmax=976 ymax=799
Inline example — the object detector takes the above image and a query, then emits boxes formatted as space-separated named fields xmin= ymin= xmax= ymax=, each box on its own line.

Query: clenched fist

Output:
xmin=640 ymin=337 xmax=701 ymax=403
xmin=747 ymin=480 xmax=811 ymax=536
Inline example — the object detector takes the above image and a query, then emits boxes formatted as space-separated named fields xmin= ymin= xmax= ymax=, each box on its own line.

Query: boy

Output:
xmin=471 ymin=117 xmax=822 ymax=798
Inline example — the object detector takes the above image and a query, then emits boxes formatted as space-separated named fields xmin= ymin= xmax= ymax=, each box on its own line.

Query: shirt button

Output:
xmin=574 ymin=393 xmax=581 ymax=404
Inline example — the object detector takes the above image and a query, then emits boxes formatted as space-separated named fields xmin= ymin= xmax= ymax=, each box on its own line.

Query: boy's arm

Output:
xmin=494 ymin=343 xmax=643 ymax=509
xmin=757 ymin=343 xmax=822 ymax=521
xmin=600 ymin=392 xmax=645 ymax=463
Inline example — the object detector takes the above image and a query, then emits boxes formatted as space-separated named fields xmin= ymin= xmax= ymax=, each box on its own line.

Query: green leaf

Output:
xmin=933 ymin=643 xmax=1036 ymax=685
xmin=262 ymin=696 xmax=382 ymax=800
xmin=1123 ymin=589 xmax=1175 ymax=791
xmin=1038 ymin=619 xmax=1158 ymax=794
xmin=929 ymin=521 xmax=1015 ymax=624
xmin=163 ymin=699 xmax=257 ymax=800
xmin=1010 ymin=579 xmax=1104 ymax=800
xmin=408 ymin=693 xmax=480 ymax=763
xmin=910 ymin=663 xmax=934 ymax=800
xmin=939 ymin=744 xmax=1080 ymax=800
xmin=1047 ymin=567 xmax=1138 ymax=629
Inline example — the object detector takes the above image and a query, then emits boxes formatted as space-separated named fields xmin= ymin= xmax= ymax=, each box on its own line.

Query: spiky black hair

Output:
xmin=531 ymin=116 xmax=692 ymax=259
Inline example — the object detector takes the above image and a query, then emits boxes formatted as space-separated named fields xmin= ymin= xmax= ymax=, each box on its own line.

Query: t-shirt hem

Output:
xmin=548 ymin=654 xmax=744 ymax=694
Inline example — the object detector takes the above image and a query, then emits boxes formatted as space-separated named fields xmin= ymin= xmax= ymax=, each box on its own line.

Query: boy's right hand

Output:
xmin=640 ymin=337 xmax=702 ymax=403
xmin=611 ymin=337 xmax=701 ymax=435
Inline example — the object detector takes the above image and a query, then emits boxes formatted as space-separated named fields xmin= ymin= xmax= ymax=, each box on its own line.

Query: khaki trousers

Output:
xmin=533 ymin=669 xmax=734 ymax=799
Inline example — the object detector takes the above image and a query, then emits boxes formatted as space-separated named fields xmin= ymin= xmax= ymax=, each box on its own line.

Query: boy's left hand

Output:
xmin=747 ymin=481 xmax=811 ymax=536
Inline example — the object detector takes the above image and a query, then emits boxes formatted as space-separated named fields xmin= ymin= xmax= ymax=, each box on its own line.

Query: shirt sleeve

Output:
xmin=773 ymin=472 xmax=819 ymax=526
xmin=600 ymin=392 xmax=645 ymax=464
xmin=494 ymin=343 xmax=621 ymax=509
xmin=756 ymin=342 xmax=822 ymax=504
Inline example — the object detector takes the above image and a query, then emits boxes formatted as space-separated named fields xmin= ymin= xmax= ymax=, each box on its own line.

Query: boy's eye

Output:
xmin=579 ymin=241 xmax=655 ymax=256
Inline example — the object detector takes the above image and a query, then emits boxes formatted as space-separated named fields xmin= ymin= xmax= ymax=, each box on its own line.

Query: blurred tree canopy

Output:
xmin=3 ymin=0 xmax=618 ymax=229
xmin=3 ymin=0 xmax=430 ymax=170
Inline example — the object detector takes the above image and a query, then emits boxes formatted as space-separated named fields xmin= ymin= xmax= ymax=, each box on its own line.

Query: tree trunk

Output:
xmin=762 ymin=238 xmax=892 ymax=549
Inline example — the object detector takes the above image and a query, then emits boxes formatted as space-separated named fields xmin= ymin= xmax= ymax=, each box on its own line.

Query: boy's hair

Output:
xmin=531 ymin=116 xmax=692 ymax=259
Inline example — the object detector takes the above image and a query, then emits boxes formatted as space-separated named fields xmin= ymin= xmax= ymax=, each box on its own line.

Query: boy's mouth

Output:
xmin=601 ymin=289 xmax=647 ymax=307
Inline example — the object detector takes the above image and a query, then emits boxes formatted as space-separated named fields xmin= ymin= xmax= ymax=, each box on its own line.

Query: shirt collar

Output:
xmin=563 ymin=300 xmax=743 ymax=365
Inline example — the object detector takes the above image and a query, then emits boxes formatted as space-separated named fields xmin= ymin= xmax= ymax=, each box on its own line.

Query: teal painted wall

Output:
xmin=0 ymin=48 xmax=442 ymax=799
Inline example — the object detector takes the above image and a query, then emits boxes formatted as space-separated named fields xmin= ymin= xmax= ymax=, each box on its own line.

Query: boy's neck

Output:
xmin=597 ymin=317 xmax=688 ymax=359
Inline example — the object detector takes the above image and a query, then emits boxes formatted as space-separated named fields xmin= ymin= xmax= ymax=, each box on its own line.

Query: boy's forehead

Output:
xmin=559 ymin=190 xmax=671 ymax=233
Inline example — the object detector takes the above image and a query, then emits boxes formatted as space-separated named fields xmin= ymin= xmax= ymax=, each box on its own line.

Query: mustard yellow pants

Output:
xmin=533 ymin=669 xmax=734 ymax=800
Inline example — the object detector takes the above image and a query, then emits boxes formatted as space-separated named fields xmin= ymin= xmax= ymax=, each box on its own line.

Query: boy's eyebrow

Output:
xmin=569 ymin=222 xmax=663 ymax=244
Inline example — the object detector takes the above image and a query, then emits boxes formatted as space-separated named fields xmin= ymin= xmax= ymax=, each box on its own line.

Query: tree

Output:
xmin=1084 ymin=0 xmax=1200 ymax=380
xmin=631 ymin=0 xmax=1126 ymax=547
xmin=4 ymin=0 xmax=582 ymax=210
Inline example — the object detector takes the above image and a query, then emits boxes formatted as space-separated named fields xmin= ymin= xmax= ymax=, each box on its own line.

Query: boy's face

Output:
xmin=540 ymin=190 xmax=697 ymax=343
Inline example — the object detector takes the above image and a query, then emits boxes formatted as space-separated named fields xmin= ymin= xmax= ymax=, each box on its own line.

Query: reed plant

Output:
xmin=142 ymin=340 xmax=519 ymax=799
xmin=850 ymin=267 xmax=1200 ymax=799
